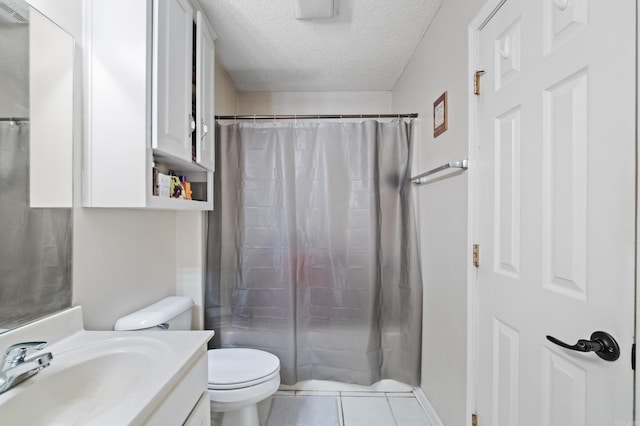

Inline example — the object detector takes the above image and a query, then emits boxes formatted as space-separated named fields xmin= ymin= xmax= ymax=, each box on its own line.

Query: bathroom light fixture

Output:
xmin=294 ymin=0 xmax=334 ymax=19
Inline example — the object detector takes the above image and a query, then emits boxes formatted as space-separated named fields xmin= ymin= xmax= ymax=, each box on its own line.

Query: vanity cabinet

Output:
xmin=84 ymin=0 xmax=216 ymax=210
xmin=184 ymin=393 xmax=212 ymax=425
xmin=143 ymin=347 xmax=211 ymax=425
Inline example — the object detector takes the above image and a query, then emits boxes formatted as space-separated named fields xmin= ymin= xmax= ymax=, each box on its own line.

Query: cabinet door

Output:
xmin=152 ymin=0 xmax=193 ymax=162
xmin=195 ymin=11 xmax=215 ymax=171
xmin=183 ymin=392 xmax=211 ymax=426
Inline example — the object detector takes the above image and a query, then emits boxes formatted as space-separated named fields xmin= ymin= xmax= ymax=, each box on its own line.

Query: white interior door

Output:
xmin=475 ymin=0 xmax=636 ymax=425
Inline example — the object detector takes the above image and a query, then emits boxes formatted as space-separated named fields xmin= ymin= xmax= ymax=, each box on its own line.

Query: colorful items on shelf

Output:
xmin=153 ymin=168 xmax=192 ymax=200
xmin=170 ymin=176 xmax=183 ymax=198
xmin=181 ymin=176 xmax=193 ymax=200
xmin=154 ymin=170 xmax=171 ymax=198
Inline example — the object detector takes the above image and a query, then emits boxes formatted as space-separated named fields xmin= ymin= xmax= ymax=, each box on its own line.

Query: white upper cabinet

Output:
xmin=153 ymin=0 xmax=193 ymax=162
xmin=84 ymin=0 xmax=215 ymax=210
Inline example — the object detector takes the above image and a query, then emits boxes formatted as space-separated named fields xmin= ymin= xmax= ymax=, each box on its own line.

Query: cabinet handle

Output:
xmin=201 ymin=120 xmax=208 ymax=140
xmin=189 ymin=115 xmax=196 ymax=135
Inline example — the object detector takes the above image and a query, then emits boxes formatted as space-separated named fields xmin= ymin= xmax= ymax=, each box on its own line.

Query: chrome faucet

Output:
xmin=0 ymin=341 xmax=53 ymax=394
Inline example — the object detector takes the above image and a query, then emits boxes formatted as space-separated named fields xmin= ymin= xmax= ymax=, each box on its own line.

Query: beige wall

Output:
xmin=72 ymin=209 xmax=178 ymax=330
xmin=215 ymin=57 xmax=238 ymax=115
xmin=392 ymin=0 xmax=484 ymax=424
xmin=237 ymin=91 xmax=391 ymax=115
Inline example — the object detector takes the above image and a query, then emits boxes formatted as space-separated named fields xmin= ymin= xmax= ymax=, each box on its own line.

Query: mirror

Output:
xmin=0 ymin=0 xmax=73 ymax=331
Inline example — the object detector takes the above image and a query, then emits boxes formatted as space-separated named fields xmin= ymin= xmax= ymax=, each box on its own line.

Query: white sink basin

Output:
xmin=0 ymin=336 xmax=169 ymax=425
xmin=0 ymin=307 xmax=213 ymax=425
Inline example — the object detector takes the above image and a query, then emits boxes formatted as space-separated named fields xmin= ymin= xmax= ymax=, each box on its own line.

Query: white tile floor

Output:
xmin=259 ymin=391 xmax=433 ymax=426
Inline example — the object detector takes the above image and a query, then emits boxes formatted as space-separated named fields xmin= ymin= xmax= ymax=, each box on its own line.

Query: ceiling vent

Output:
xmin=0 ymin=0 xmax=28 ymax=23
xmin=294 ymin=0 xmax=334 ymax=20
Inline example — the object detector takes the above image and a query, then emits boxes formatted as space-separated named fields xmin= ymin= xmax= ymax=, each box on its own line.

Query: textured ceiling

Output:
xmin=198 ymin=0 xmax=443 ymax=92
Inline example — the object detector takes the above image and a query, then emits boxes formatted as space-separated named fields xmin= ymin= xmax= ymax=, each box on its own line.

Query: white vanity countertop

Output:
xmin=0 ymin=306 xmax=214 ymax=425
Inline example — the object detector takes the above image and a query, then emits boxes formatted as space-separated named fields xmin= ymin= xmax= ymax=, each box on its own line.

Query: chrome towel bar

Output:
xmin=410 ymin=159 xmax=468 ymax=184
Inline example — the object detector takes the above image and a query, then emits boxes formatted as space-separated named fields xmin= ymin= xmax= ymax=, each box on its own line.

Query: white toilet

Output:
xmin=114 ymin=296 xmax=280 ymax=426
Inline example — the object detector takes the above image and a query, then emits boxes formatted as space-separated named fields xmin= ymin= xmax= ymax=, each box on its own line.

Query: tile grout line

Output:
xmin=268 ymin=390 xmax=427 ymax=426
xmin=385 ymin=393 xmax=400 ymax=426
xmin=338 ymin=393 xmax=345 ymax=426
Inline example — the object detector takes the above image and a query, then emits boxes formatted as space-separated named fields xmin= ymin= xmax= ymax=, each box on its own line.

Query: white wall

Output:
xmin=392 ymin=0 xmax=484 ymax=425
xmin=237 ymin=91 xmax=391 ymax=115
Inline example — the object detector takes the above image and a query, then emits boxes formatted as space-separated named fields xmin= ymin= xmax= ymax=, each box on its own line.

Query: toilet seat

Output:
xmin=207 ymin=348 xmax=280 ymax=390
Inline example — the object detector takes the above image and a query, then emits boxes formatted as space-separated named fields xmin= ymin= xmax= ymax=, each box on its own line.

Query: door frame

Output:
xmin=466 ymin=2 xmax=506 ymax=422
xmin=635 ymin=2 xmax=640 ymax=420
xmin=465 ymin=0 xmax=638 ymax=423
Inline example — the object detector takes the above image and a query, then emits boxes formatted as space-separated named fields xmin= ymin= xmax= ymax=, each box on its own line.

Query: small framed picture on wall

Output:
xmin=433 ymin=91 xmax=448 ymax=138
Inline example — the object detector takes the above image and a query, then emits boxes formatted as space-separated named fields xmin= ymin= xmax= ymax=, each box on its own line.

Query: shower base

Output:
xmin=278 ymin=379 xmax=413 ymax=393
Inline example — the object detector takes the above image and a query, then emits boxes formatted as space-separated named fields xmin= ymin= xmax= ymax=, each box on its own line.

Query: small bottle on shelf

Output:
xmin=181 ymin=176 xmax=192 ymax=200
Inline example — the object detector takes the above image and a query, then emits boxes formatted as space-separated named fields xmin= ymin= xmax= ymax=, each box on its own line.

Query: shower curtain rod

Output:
xmin=0 ymin=117 xmax=29 ymax=122
xmin=215 ymin=113 xmax=418 ymax=121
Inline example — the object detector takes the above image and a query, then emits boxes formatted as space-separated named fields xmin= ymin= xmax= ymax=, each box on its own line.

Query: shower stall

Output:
xmin=205 ymin=117 xmax=422 ymax=392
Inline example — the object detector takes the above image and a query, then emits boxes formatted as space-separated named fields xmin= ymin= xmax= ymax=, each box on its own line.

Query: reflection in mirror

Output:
xmin=0 ymin=0 xmax=72 ymax=331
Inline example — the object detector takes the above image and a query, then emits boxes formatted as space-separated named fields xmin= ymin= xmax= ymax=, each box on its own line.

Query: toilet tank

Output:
xmin=114 ymin=296 xmax=194 ymax=331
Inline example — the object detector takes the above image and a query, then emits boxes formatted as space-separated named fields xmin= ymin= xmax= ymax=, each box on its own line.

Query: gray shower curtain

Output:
xmin=205 ymin=120 xmax=422 ymax=386
xmin=0 ymin=122 xmax=72 ymax=328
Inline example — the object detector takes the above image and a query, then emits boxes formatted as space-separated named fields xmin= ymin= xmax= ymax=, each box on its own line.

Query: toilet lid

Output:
xmin=207 ymin=348 xmax=280 ymax=390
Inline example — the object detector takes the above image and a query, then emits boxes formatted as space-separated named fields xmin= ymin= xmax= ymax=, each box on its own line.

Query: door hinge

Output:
xmin=632 ymin=343 xmax=636 ymax=370
xmin=473 ymin=244 xmax=480 ymax=267
xmin=473 ymin=70 xmax=484 ymax=95
xmin=474 ymin=70 xmax=486 ymax=95
xmin=472 ymin=413 xmax=478 ymax=426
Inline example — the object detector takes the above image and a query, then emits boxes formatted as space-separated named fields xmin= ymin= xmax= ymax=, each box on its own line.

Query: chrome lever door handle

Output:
xmin=546 ymin=331 xmax=620 ymax=361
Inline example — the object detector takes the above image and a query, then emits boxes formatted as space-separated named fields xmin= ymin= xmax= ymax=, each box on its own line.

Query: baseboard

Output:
xmin=413 ymin=387 xmax=444 ymax=426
